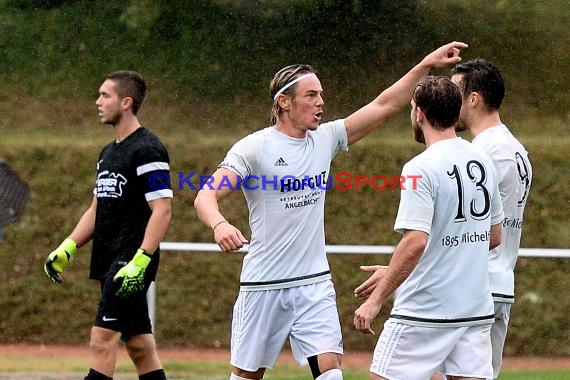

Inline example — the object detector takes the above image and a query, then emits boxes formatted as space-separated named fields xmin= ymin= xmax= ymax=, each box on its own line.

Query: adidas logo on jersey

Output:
xmin=274 ymin=157 xmax=288 ymax=166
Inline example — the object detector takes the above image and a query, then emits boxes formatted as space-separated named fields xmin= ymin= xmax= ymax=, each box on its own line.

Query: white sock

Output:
xmin=316 ymin=368 xmax=343 ymax=380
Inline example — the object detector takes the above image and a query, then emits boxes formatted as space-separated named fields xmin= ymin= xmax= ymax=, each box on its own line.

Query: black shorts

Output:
xmin=94 ymin=259 xmax=157 ymax=341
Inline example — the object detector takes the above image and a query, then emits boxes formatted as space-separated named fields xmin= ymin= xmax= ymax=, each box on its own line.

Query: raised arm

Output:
xmin=345 ymin=41 xmax=468 ymax=145
xmin=194 ymin=167 xmax=248 ymax=252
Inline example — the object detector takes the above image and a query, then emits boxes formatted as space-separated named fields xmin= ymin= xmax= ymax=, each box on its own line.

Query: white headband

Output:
xmin=273 ymin=73 xmax=316 ymax=101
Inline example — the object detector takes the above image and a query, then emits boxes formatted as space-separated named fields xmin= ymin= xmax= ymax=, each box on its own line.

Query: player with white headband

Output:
xmin=194 ymin=41 xmax=468 ymax=380
xmin=272 ymin=73 xmax=317 ymax=101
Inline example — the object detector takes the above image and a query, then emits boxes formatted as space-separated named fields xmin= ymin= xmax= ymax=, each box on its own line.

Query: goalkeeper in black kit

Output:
xmin=43 ymin=71 xmax=172 ymax=380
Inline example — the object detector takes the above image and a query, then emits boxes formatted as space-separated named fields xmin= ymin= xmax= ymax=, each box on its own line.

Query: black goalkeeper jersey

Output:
xmin=90 ymin=127 xmax=172 ymax=280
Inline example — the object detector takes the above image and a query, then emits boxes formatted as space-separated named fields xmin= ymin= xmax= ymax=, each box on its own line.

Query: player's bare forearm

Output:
xmin=194 ymin=168 xmax=248 ymax=252
xmin=489 ymin=222 xmax=502 ymax=250
xmin=140 ymin=197 xmax=171 ymax=255
xmin=194 ymin=192 xmax=249 ymax=252
xmin=354 ymin=265 xmax=388 ymax=301
xmin=68 ymin=196 xmax=97 ymax=247
xmin=367 ymin=230 xmax=427 ymax=306
xmin=374 ymin=42 xmax=468 ymax=118
xmin=194 ymin=168 xmax=236 ymax=229
xmin=194 ymin=190 xmax=226 ymax=230
xmin=345 ymin=41 xmax=468 ymax=145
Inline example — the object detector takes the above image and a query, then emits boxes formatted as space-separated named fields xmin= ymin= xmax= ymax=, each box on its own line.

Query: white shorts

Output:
xmin=230 ymin=280 xmax=343 ymax=372
xmin=370 ymin=319 xmax=492 ymax=380
xmin=490 ymin=302 xmax=511 ymax=379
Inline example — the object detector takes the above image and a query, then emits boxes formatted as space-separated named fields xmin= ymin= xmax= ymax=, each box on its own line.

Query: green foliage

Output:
xmin=1 ymin=0 xmax=567 ymax=114
xmin=419 ymin=0 xmax=570 ymax=113
xmin=0 ymin=0 xmax=421 ymax=103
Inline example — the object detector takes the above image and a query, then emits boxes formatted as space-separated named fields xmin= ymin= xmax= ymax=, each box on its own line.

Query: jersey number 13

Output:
xmin=447 ymin=160 xmax=491 ymax=222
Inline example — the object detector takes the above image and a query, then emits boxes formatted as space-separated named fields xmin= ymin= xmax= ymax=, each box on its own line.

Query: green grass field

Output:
xmin=1 ymin=350 xmax=569 ymax=380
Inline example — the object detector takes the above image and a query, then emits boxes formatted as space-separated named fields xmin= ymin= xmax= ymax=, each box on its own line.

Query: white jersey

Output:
xmin=391 ymin=137 xmax=504 ymax=327
xmin=473 ymin=124 xmax=532 ymax=303
xmin=220 ymin=120 xmax=348 ymax=291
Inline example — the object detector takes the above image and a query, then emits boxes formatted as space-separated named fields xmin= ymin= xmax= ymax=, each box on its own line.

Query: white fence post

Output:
xmin=147 ymin=281 xmax=156 ymax=334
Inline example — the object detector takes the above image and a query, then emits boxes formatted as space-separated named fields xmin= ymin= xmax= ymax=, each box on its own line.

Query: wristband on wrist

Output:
xmin=138 ymin=248 xmax=151 ymax=257
xmin=212 ymin=220 xmax=228 ymax=232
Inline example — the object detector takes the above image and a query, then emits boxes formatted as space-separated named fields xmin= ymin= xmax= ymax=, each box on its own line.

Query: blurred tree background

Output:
xmin=0 ymin=0 xmax=568 ymax=356
xmin=0 ymin=0 xmax=568 ymax=122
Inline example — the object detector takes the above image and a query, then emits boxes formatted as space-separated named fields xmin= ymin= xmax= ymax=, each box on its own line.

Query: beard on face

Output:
xmin=102 ymin=111 xmax=121 ymax=126
xmin=454 ymin=119 xmax=468 ymax=132
xmin=413 ymin=121 xmax=426 ymax=145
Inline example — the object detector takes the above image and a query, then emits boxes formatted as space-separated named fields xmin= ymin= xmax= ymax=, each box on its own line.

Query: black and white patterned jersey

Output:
xmin=90 ymin=127 xmax=172 ymax=280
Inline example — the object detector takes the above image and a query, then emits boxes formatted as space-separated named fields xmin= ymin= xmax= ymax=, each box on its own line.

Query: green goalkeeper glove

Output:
xmin=44 ymin=238 xmax=78 ymax=284
xmin=113 ymin=249 xmax=152 ymax=298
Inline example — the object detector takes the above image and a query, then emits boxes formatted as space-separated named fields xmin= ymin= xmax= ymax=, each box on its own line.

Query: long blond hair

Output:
xmin=269 ymin=64 xmax=316 ymax=125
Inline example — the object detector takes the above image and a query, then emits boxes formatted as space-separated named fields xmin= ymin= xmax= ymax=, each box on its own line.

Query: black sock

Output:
xmin=84 ymin=368 xmax=113 ymax=380
xmin=139 ymin=368 xmax=167 ymax=380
